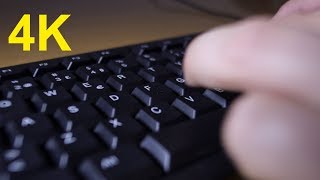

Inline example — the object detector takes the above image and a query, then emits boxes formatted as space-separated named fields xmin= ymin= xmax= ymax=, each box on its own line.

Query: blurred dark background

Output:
xmin=0 ymin=0 xmax=287 ymax=67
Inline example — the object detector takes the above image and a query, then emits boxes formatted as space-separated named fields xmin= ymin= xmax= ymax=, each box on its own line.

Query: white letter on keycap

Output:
xmin=109 ymin=95 xmax=119 ymax=102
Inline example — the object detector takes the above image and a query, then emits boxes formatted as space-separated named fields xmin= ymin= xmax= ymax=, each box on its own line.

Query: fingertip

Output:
xmin=275 ymin=0 xmax=320 ymax=18
xmin=183 ymin=23 xmax=239 ymax=88
xmin=274 ymin=0 xmax=297 ymax=18
xmin=183 ymin=17 xmax=269 ymax=89
xmin=222 ymin=93 xmax=320 ymax=179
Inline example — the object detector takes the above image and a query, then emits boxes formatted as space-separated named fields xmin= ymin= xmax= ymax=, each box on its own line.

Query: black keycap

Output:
xmin=0 ymin=66 xmax=27 ymax=82
xmin=203 ymin=89 xmax=239 ymax=108
xmin=165 ymin=77 xmax=202 ymax=96
xmin=41 ymin=70 xmax=77 ymax=90
xmin=182 ymin=36 xmax=194 ymax=47
xmin=106 ymin=71 xmax=144 ymax=92
xmin=28 ymin=61 xmax=62 ymax=77
xmin=94 ymin=123 xmax=118 ymax=150
xmin=132 ymin=43 xmax=161 ymax=56
xmin=137 ymin=65 xmax=172 ymax=83
xmin=165 ymin=77 xmax=188 ymax=96
xmin=136 ymin=102 xmax=182 ymax=132
xmin=1 ymin=145 xmax=46 ymax=173
xmin=132 ymin=83 xmax=176 ymax=106
xmin=140 ymin=110 xmax=225 ymax=173
xmin=79 ymin=145 xmax=162 ymax=180
xmin=31 ymin=87 xmax=73 ymax=113
xmin=92 ymin=48 xmax=129 ymax=64
xmin=75 ymin=64 xmax=111 ymax=82
xmin=71 ymin=79 xmax=110 ymax=102
xmin=2 ymin=77 xmax=38 ymax=99
xmin=163 ymin=48 xmax=185 ymax=62
xmin=95 ymin=92 xmax=142 ymax=118
xmin=0 ymin=97 xmax=30 ymax=127
xmin=161 ymin=38 xmax=187 ymax=52
xmin=166 ymin=61 xmax=183 ymax=76
xmin=107 ymin=58 xmax=140 ymax=74
xmin=62 ymin=54 xmax=93 ymax=70
xmin=45 ymin=128 xmax=101 ymax=169
xmin=161 ymin=153 xmax=234 ymax=180
xmin=136 ymin=53 xmax=165 ymax=67
xmin=94 ymin=115 xmax=145 ymax=149
xmin=172 ymin=92 xmax=220 ymax=119
xmin=54 ymin=102 xmax=103 ymax=131
xmin=4 ymin=114 xmax=54 ymax=147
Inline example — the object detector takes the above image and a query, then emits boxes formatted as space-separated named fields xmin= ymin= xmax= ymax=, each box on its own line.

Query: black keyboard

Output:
xmin=0 ymin=34 xmax=238 ymax=180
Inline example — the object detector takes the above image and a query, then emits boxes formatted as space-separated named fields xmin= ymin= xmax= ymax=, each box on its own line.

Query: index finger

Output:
xmin=183 ymin=16 xmax=320 ymax=109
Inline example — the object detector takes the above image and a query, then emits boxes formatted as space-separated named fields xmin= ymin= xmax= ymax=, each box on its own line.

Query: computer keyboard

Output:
xmin=0 ymin=34 xmax=238 ymax=180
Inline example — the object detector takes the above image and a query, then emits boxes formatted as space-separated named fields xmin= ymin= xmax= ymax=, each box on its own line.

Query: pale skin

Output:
xmin=183 ymin=0 xmax=320 ymax=179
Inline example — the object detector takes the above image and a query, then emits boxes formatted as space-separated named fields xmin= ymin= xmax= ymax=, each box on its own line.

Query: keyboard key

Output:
xmin=182 ymin=36 xmax=194 ymax=47
xmin=93 ymin=48 xmax=129 ymax=64
xmin=203 ymin=89 xmax=239 ymax=108
xmin=71 ymin=79 xmax=110 ymax=102
xmin=132 ymin=43 xmax=161 ymax=56
xmin=136 ymin=102 xmax=182 ymax=132
xmin=54 ymin=102 xmax=103 ymax=131
xmin=94 ymin=123 xmax=118 ymax=150
xmin=165 ymin=77 xmax=202 ymax=96
xmin=163 ymin=49 xmax=185 ymax=63
xmin=106 ymin=71 xmax=144 ymax=92
xmin=136 ymin=53 xmax=166 ymax=67
xmin=2 ymin=77 xmax=38 ymax=99
xmin=75 ymin=64 xmax=111 ymax=82
xmin=62 ymin=54 xmax=93 ymax=70
xmin=107 ymin=58 xmax=140 ymax=74
xmin=138 ymin=65 xmax=172 ymax=83
xmin=0 ymin=66 xmax=27 ymax=82
xmin=28 ymin=61 xmax=62 ymax=77
xmin=161 ymin=153 xmax=234 ymax=180
xmin=140 ymin=110 xmax=225 ymax=173
xmin=162 ymin=38 xmax=187 ymax=51
xmin=1 ymin=145 xmax=46 ymax=173
xmin=172 ymin=92 xmax=220 ymax=119
xmin=165 ymin=77 xmax=188 ymax=96
xmin=31 ymin=87 xmax=73 ymax=113
xmin=0 ymin=98 xmax=30 ymax=126
xmin=45 ymin=128 xmax=102 ymax=169
xmin=95 ymin=92 xmax=142 ymax=118
xmin=132 ymin=83 xmax=176 ymax=106
xmin=41 ymin=70 xmax=77 ymax=90
xmin=94 ymin=115 xmax=145 ymax=149
xmin=166 ymin=61 xmax=183 ymax=76
xmin=79 ymin=145 xmax=161 ymax=180
xmin=4 ymin=114 xmax=54 ymax=147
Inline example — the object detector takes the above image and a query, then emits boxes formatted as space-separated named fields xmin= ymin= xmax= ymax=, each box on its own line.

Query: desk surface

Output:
xmin=0 ymin=0 xmax=238 ymax=67
xmin=0 ymin=0 xmax=280 ymax=67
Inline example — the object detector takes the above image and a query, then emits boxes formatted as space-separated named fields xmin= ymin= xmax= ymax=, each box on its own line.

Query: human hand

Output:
xmin=183 ymin=0 xmax=320 ymax=179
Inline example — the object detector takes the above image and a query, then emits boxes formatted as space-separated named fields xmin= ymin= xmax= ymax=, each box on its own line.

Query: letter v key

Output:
xmin=184 ymin=96 xmax=194 ymax=102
